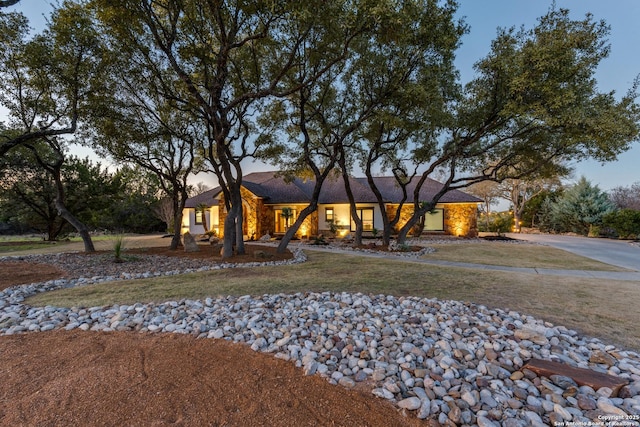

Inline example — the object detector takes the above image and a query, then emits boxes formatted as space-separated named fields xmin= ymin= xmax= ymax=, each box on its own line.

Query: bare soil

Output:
xmin=0 ymin=244 xmax=425 ymax=426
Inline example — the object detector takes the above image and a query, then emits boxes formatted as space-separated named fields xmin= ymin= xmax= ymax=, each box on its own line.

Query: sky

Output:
xmin=4 ymin=0 xmax=640 ymax=191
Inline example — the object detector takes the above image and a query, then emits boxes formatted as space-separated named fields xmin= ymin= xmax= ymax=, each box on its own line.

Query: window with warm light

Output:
xmin=195 ymin=210 xmax=204 ymax=225
xmin=351 ymin=208 xmax=374 ymax=231
xmin=275 ymin=208 xmax=297 ymax=233
xmin=423 ymin=209 xmax=444 ymax=231
xmin=325 ymin=207 xmax=334 ymax=222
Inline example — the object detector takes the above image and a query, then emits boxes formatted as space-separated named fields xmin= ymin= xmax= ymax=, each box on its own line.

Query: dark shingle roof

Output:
xmin=354 ymin=176 xmax=482 ymax=204
xmin=241 ymin=172 xmax=481 ymax=204
xmin=239 ymin=173 xmax=314 ymax=203
xmin=184 ymin=188 xmax=221 ymax=208
xmin=184 ymin=172 xmax=481 ymax=206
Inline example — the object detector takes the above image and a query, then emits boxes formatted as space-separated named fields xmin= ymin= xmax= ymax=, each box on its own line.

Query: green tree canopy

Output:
xmin=89 ymin=0 xmax=372 ymax=257
xmin=387 ymin=7 xmax=640 ymax=242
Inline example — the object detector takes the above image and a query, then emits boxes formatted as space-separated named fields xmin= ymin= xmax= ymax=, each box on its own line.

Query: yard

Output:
xmin=1 ymin=235 xmax=639 ymax=425
xmin=21 ymin=237 xmax=640 ymax=351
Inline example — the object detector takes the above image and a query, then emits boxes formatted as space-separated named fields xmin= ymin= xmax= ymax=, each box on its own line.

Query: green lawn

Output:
xmin=0 ymin=234 xmax=163 ymax=254
xmin=423 ymin=242 xmax=630 ymax=271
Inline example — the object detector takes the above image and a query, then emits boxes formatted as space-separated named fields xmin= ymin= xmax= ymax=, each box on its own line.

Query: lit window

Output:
xmin=195 ymin=210 xmax=203 ymax=225
xmin=275 ymin=208 xmax=297 ymax=233
xmin=325 ymin=208 xmax=334 ymax=222
xmin=424 ymin=209 xmax=444 ymax=231
xmin=351 ymin=208 xmax=374 ymax=231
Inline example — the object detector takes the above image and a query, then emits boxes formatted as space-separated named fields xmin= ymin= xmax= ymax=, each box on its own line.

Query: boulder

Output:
xmin=182 ymin=232 xmax=200 ymax=252
xmin=524 ymin=358 xmax=628 ymax=397
xmin=259 ymin=234 xmax=271 ymax=242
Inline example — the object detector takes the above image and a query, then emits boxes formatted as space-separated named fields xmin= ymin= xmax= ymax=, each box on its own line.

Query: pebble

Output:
xmin=1 ymin=247 xmax=640 ymax=424
xmin=398 ymin=397 xmax=421 ymax=410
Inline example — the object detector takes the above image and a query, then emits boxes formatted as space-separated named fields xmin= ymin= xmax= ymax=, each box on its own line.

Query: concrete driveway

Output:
xmin=506 ymin=233 xmax=640 ymax=272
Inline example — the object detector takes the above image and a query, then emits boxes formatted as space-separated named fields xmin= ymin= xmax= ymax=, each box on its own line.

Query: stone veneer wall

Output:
xmin=444 ymin=203 xmax=478 ymax=237
xmin=386 ymin=203 xmax=478 ymax=237
xmin=219 ymin=195 xmax=319 ymax=240
xmin=217 ymin=187 xmax=261 ymax=239
xmin=257 ymin=201 xmax=273 ymax=237
xmin=303 ymin=211 xmax=319 ymax=238
xmin=240 ymin=187 xmax=259 ymax=240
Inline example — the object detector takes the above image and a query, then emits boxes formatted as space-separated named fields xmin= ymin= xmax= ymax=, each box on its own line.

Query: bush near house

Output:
xmin=478 ymin=212 xmax=513 ymax=236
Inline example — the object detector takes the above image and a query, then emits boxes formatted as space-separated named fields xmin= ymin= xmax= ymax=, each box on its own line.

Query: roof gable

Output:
xmin=184 ymin=188 xmax=221 ymax=208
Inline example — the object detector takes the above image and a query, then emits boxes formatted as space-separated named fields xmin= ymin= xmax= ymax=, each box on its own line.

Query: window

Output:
xmin=325 ymin=208 xmax=334 ymax=222
xmin=423 ymin=208 xmax=444 ymax=231
xmin=351 ymin=208 xmax=374 ymax=231
xmin=275 ymin=208 xmax=297 ymax=233
xmin=195 ymin=209 xmax=204 ymax=225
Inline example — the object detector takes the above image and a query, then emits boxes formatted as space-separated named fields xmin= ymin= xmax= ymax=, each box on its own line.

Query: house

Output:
xmin=183 ymin=187 xmax=222 ymax=235
xmin=181 ymin=171 xmax=481 ymax=239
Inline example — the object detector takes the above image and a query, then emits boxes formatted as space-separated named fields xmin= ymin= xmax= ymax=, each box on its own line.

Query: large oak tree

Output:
xmin=390 ymin=8 xmax=640 ymax=243
xmin=0 ymin=3 xmax=107 ymax=252
xmin=90 ymin=0 xmax=366 ymax=258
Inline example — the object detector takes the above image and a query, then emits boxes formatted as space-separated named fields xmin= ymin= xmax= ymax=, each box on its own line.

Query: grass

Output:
xmin=0 ymin=240 xmax=72 ymax=253
xmin=26 ymin=249 xmax=640 ymax=352
xmin=0 ymin=234 xmax=165 ymax=255
xmin=423 ymin=242 xmax=630 ymax=271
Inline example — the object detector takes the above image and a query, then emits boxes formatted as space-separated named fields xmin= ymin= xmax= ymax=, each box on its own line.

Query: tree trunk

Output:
xmin=513 ymin=210 xmax=522 ymax=233
xmin=349 ymin=205 xmax=363 ymax=246
xmin=53 ymin=171 xmax=95 ymax=253
xmin=397 ymin=202 xmax=434 ymax=245
xmin=340 ymin=167 xmax=362 ymax=246
xmin=46 ymin=222 xmax=57 ymax=242
xmin=201 ymin=208 xmax=208 ymax=233
xmin=232 ymin=185 xmax=245 ymax=255
xmin=222 ymin=203 xmax=238 ymax=259
xmin=275 ymin=164 xmax=334 ymax=253
xmin=169 ymin=190 xmax=182 ymax=250
xmin=170 ymin=215 xmax=182 ymax=249
xmin=277 ymin=202 xmax=318 ymax=253
xmin=364 ymin=156 xmax=408 ymax=247
xmin=396 ymin=215 xmax=415 ymax=245
xmin=413 ymin=214 xmax=425 ymax=238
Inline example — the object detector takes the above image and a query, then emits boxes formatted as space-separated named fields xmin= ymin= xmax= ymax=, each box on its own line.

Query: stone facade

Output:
xmin=444 ymin=203 xmax=478 ymax=237
xmin=257 ymin=200 xmax=274 ymax=237
xmin=216 ymin=192 xmax=477 ymax=239
xmin=241 ymin=187 xmax=259 ymax=240
xmin=218 ymin=191 xmax=319 ymax=240
xmin=386 ymin=203 xmax=478 ymax=237
xmin=218 ymin=187 xmax=261 ymax=240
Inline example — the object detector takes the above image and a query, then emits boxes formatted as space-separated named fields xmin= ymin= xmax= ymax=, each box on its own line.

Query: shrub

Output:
xmin=112 ymin=234 xmax=126 ymax=263
xmin=602 ymin=209 xmax=640 ymax=239
xmin=479 ymin=212 xmax=514 ymax=235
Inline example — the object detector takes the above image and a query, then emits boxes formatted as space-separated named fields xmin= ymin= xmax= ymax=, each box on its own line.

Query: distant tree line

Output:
xmin=0 ymin=155 xmax=166 ymax=238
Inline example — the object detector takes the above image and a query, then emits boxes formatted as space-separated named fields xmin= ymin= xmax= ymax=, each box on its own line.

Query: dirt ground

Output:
xmin=0 ymin=242 xmax=426 ymax=426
